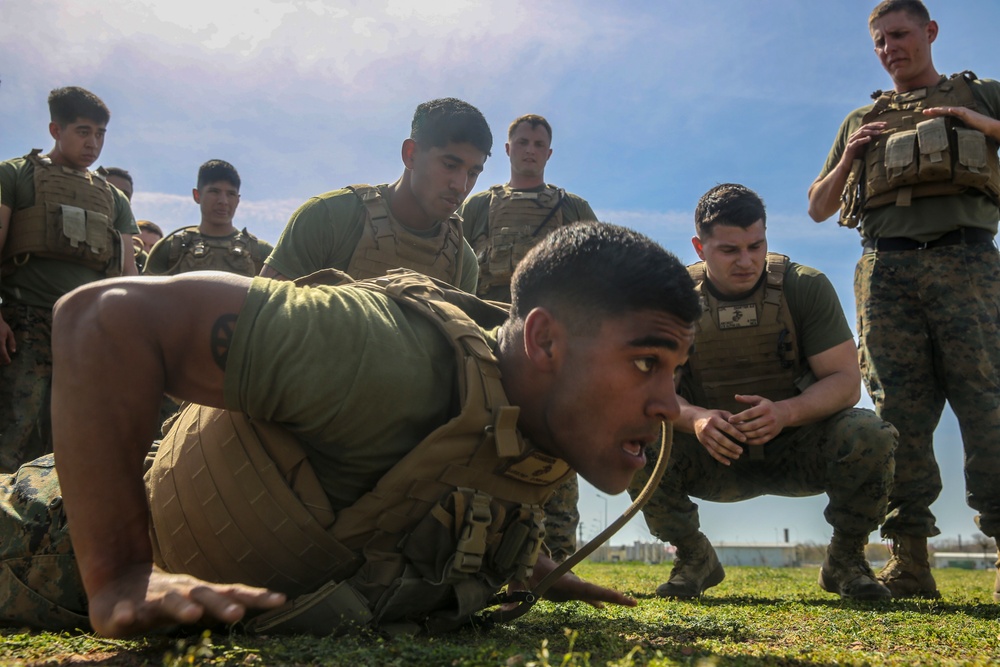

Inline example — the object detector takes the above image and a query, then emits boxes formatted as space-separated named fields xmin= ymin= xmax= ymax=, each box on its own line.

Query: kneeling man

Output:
xmin=629 ymin=184 xmax=898 ymax=600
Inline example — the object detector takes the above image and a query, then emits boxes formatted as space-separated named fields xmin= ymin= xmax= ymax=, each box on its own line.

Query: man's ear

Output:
xmin=401 ymin=138 xmax=418 ymax=169
xmin=522 ymin=307 xmax=563 ymax=371
xmin=48 ymin=121 xmax=62 ymax=142
xmin=692 ymin=235 xmax=706 ymax=261
xmin=192 ymin=188 xmax=202 ymax=204
xmin=926 ymin=19 xmax=938 ymax=44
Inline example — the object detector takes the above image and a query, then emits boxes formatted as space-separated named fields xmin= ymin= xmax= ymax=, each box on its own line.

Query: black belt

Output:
xmin=862 ymin=227 xmax=995 ymax=253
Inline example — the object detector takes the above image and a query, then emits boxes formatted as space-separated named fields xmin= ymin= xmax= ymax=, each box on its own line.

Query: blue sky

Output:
xmin=2 ymin=0 xmax=999 ymax=548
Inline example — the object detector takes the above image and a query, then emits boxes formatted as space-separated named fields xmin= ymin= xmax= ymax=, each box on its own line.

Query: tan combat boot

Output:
xmin=876 ymin=535 xmax=940 ymax=599
xmin=818 ymin=532 xmax=892 ymax=600
xmin=656 ymin=531 xmax=725 ymax=599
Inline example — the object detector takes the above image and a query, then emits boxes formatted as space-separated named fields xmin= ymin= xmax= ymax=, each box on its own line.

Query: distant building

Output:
xmin=714 ymin=543 xmax=801 ymax=568
xmin=932 ymin=552 xmax=998 ymax=570
xmin=588 ymin=541 xmax=803 ymax=566
xmin=588 ymin=541 xmax=672 ymax=563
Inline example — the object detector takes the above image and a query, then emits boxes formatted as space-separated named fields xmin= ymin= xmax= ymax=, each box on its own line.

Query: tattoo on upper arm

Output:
xmin=211 ymin=314 xmax=238 ymax=371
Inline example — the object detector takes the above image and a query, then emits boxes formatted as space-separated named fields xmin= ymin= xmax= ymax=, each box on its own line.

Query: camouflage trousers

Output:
xmin=0 ymin=455 xmax=90 ymax=630
xmin=856 ymin=241 xmax=1000 ymax=539
xmin=628 ymin=408 xmax=897 ymax=543
xmin=543 ymin=474 xmax=578 ymax=562
xmin=0 ymin=303 xmax=54 ymax=474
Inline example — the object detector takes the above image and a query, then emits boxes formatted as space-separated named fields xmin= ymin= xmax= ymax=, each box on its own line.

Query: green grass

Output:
xmin=2 ymin=564 xmax=999 ymax=666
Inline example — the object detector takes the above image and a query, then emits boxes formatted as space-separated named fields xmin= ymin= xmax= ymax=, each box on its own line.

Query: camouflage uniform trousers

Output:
xmin=0 ymin=303 xmax=54 ymax=473
xmin=0 ymin=455 xmax=90 ymax=630
xmin=543 ymin=474 xmax=578 ymax=562
xmin=627 ymin=408 xmax=897 ymax=543
xmin=856 ymin=241 xmax=1000 ymax=540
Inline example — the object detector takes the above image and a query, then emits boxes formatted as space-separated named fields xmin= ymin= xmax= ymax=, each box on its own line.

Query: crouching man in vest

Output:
xmin=628 ymin=184 xmax=899 ymax=601
xmin=0 ymin=221 xmax=700 ymax=638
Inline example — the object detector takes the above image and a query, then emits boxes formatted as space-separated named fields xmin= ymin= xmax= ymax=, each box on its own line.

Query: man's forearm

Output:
xmin=807 ymin=161 xmax=852 ymax=222
xmin=778 ymin=371 xmax=860 ymax=428
xmin=51 ymin=285 xmax=163 ymax=596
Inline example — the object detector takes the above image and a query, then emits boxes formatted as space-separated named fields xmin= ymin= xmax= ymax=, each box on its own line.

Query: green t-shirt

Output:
xmin=780 ymin=262 xmax=853 ymax=359
xmin=143 ymin=225 xmax=274 ymax=277
xmin=459 ymin=184 xmax=597 ymax=247
xmin=0 ymin=154 xmax=138 ymax=309
xmin=817 ymin=77 xmax=1000 ymax=241
xmin=265 ymin=185 xmax=479 ymax=293
xmin=224 ymin=277 xmax=465 ymax=511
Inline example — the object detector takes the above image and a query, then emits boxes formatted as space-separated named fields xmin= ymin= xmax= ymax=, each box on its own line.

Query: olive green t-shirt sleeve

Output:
xmin=458 ymin=190 xmax=491 ymax=246
xmin=784 ymin=263 xmax=853 ymax=359
xmin=817 ymin=106 xmax=870 ymax=182
xmin=251 ymin=237 xmax=274 ymax=275
xmin=0 ymin=158 xmax=27 ymax=210
xmin=110 ymin=186 xmax=138 ymax=235
xmin=264 ymin=188 xmax=365 ymax=279
xmin=457 ymin=237 xmax=479 ymax=293
xmin=564 ymin=193 xmax=597 ymax=223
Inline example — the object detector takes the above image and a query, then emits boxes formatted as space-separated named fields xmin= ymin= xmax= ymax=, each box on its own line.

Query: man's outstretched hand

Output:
xmin=87 ymin=564 xmax=286 ymax=638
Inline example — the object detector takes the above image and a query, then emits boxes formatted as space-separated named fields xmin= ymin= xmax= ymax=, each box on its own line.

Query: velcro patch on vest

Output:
xmin=502 ymin=452 xmax=570 ymax=485
xmin=717 ymin=304 xmax=758 ymax=329
xmin=509 ymin=191 xmax=542 ymax=201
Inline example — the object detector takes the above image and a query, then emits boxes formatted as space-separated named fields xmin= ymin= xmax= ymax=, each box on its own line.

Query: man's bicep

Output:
xmin=805 ymin=339 xmax=860 ymax=383
xmin=153 ymin=274 xmax=254 ymax=405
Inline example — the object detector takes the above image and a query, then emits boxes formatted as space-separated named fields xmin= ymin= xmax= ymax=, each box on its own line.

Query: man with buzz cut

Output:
xmin=144 ymin=160 xmax=273 ymax=278
xmin=0 ymin=222 xmax=700 ymax=637
xmin=807 ymin=0 xmax=1000 ymax=601
xmin=261 ymin=98 xmax=487 ymax=293
xmin=459 ymin=113 xmax=596 ymax=303
xmin=0 ymin=86 xmax=138 ymax=473
xmin=630 ymin=183 xmax=898 ymax=601
xmin=460 ymin=114 xmax=596 ymax=563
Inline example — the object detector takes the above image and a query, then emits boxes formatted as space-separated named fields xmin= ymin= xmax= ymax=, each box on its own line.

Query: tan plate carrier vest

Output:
xmin=840 ymin=71 xmax=1000 ymax=228
xmin=344 ymin=185 xmax=465 ymax=286
xmin=161 ymin=226 xmax=259 ymax=277
xmin=683 ymin=255 xmax=810 ymax=458
xmin=145 ymin=270 xmax=570 ymax=635
xmin=474 ymin=184 xmax=566 ymax=298
xmin=2 ymin=150 xmax=123 ymax=276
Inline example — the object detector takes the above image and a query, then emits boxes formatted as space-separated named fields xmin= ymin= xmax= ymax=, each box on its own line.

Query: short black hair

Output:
xmin=694 ymin=183 xmax=767 ymax=238
xmin=48 ymin=87 xmax=110 ymax=127
xmin=101 ymin=167 xmax=132 ymax=187
xmin=511 ymin=222 xmax=700 ymax=331
xmin=137 ymin=220 xmax=163 ymax=237
xmin=411 ymin=98 xmax=493 ymax=157
xmin=197 ymin=159 xmax=241 ymax=191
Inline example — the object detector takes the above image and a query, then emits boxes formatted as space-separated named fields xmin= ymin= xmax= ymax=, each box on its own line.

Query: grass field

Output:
xmin=2 ymin=563 xmax=999 ymax=666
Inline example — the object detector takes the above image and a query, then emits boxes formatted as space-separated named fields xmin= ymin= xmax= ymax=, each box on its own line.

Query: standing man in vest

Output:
xmin=807 ymin=0 xmax=1000 ymax=600
xmin=0 ymin=223 xmax=700 ymax=636
xmin=630 ymin=184 xmax=897 ymax=600
xmin=0 ymin=86 xmax=138 ymax=473
xmin=144 ymin=160 xmax=273 ymax=277
xmin=459 ymin=114 xmax=596 ymax=303
xmin=459 ymin=114 xmax=596 ymax=563
xmin=260 ymin=98 xmax=486 ymax=293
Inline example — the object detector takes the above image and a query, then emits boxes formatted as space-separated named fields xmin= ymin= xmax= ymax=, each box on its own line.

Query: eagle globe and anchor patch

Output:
xmin=717 ymin=303 xmax=759 ymax=330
